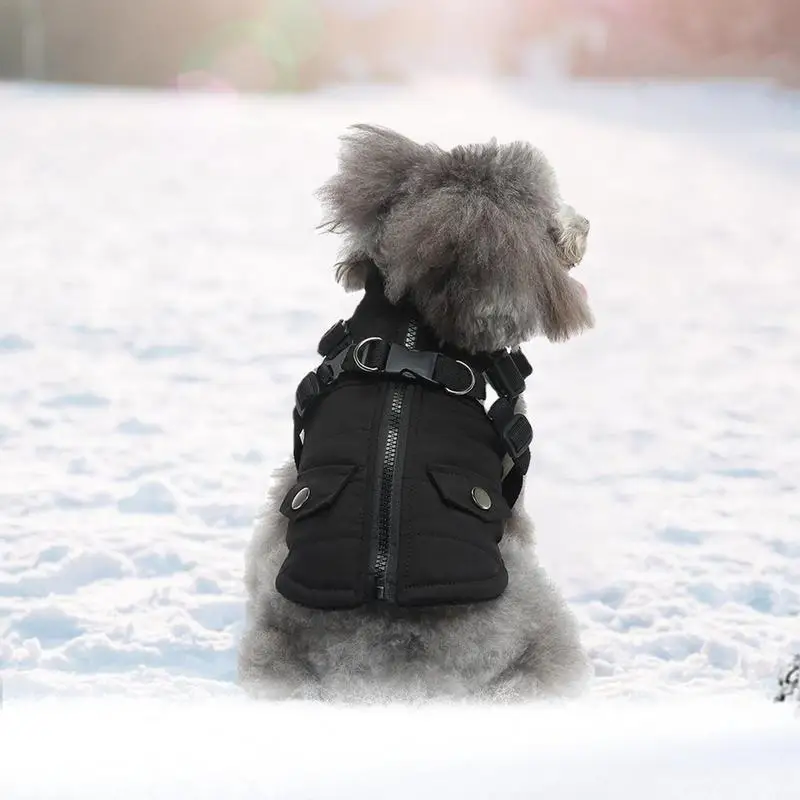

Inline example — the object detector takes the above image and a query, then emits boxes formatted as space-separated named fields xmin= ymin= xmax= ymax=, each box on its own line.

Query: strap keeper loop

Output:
xmin=484 ymin=351 xmax=527 ymax=400
xmin=317 ymin=320 xmax=350 ymax=358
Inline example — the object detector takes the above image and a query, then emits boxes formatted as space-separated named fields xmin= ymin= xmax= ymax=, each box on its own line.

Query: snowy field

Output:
xmin=1 ymin=77 xmax=799 ymax=794
xmin=1 ymin=696 xmax=799 ymax=799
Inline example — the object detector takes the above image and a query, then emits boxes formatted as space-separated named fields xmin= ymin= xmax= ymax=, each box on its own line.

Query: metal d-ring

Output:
xmin=446 ymin=360 xmax=476 ymax=396
xmin=353 ymin=337 xmax=382 ymax=372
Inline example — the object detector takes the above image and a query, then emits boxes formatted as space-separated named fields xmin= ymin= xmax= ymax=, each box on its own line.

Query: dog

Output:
xmin=238 ymin=125 xmax=593 ymax=703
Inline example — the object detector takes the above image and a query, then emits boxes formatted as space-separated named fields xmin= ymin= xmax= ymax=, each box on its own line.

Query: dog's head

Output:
xmin=318 ymin=125 xmax=593 ymax=353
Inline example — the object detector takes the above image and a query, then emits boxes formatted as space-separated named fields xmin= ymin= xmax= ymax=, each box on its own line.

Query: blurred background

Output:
xmin=1 ymin=0 xmax=798 ymax=92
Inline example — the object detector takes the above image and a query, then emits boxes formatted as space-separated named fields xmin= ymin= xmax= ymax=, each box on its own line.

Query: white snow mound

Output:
xmin=1 ymin=697 xmax=798 ymax=799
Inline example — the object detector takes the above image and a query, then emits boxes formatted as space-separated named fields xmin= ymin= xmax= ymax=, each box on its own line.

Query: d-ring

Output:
xmin=353 ymin=337 xmax=382 ymax=372
xmin=446 ymin=360 xmax=476 ymax=396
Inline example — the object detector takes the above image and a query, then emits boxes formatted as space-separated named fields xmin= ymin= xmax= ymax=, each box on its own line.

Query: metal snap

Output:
xmin=471 ymin=487 xmax=492 ymax=510
xmin=291 ymin=486 xmax=311 ymax=510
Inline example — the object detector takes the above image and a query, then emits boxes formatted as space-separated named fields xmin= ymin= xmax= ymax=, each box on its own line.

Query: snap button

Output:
xmin=291 ymin=486 xmax=310 ymax=510
xmin=471 ymin=486 xmax=492 ymax=510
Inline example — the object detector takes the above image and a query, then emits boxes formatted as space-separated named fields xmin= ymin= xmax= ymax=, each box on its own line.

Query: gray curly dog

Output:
xmin=239 ymin=125 xmax=594 ymax=703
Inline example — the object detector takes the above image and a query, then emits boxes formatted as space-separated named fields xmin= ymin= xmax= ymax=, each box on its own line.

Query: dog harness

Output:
xmin=277 ymin=269 xmax=534 ymax=610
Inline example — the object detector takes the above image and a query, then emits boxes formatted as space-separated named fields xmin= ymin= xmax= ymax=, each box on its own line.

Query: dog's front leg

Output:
xmin=238 ymin=460 xmax=322 ymax=700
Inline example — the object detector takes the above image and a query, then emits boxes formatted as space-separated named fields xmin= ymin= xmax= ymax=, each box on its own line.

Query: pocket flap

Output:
xmin=279 ymin=464 xmax=358 ymax=521
xmin=427 ymin=465 xmax=511 ymax=523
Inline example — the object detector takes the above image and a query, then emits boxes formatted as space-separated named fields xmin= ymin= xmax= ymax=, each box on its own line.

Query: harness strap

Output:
xmin=292 ymin=407 xmax=304 ymax=469
xmin=350 ymin=338 xmax=484 ymax=399
xmin=487 ymin=396 xmax=533 ymax=507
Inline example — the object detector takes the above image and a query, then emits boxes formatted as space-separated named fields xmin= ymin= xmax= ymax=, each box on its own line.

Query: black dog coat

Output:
xmin=277 ymin=267 xmax=533 ymax=610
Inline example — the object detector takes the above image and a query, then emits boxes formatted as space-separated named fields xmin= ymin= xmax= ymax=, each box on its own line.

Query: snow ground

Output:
xmin=1 ymin=696 xmax=799 ymax=799
xmin=1 ymin=77 xmax=799 ymax=711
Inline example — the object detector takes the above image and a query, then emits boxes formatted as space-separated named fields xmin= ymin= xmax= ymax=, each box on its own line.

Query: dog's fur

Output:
xmin=238 ymin=126 xmax=593 ymax=703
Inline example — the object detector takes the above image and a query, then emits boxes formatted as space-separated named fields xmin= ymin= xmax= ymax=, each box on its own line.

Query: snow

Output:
xmin=1 ymin=697 xmax=799 ymax=799
xmin=1 ymin=75 xmax=799 ymax=790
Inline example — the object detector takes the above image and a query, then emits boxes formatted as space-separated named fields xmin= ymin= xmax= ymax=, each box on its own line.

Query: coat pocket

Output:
xmin=395 ymin=464 xmax=510 ymax=605
xmin=276 ymin=463 xmax=363 ymax=608
xmin=427 ymin=465 xmax=512 ymax=527
xmin=279 ymin=464 xmax=358 ymax=523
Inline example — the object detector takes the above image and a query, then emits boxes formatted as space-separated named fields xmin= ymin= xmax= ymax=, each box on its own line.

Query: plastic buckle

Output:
xmin=317 ymin=345 xmax=351 ymax=385
xmin=385 ymin=344 xmax=438 ymax=385
xmin=501 ymin=414 xmax=533 ymax=461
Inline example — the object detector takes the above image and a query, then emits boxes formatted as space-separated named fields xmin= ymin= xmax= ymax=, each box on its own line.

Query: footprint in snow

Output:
xmin=41 ymin=392 xmax=110 ymax=409
xmin=117 ymin=482 xmax=178 ymax=514
xmin=115 ymin=418 xmax=164 ymax=435
xmin=0 ymin=334 xmax=34 ymax=353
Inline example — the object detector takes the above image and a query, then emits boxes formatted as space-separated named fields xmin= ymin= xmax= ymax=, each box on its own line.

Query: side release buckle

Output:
xmin=385 ymin=344 xmax=438 ymax=384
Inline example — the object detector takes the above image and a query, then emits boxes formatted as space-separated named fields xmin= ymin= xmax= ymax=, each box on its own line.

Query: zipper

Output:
xmin=372 ymin=319 xmax=418 ymax=601
xmin=404 ymin=321 xmax=419 ymax=349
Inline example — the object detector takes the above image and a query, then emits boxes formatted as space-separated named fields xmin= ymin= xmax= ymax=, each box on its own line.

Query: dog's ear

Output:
xmin=550 ymin=202 xmax=590 ymax=267
xmin=318 ymin=125 xmax=429 ymax=290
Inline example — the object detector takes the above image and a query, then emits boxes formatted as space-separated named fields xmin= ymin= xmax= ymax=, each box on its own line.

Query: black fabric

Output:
xmin=277 ymin=267 xmax=524 ymax=610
